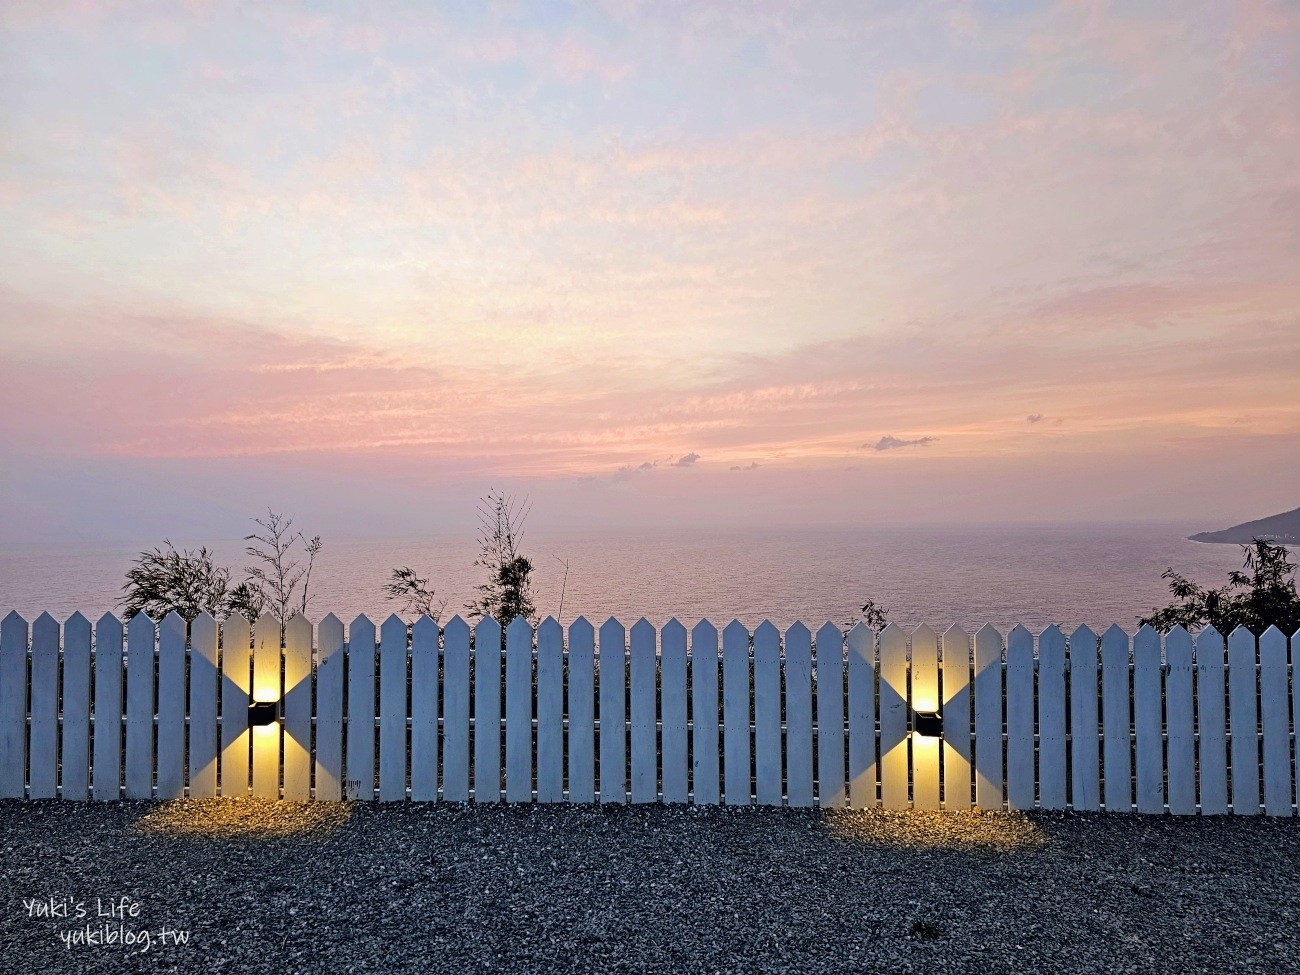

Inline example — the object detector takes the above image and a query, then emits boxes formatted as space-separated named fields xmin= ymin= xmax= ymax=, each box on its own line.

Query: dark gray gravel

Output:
xmin=3 ymin=799 xmax=1298 ymax=975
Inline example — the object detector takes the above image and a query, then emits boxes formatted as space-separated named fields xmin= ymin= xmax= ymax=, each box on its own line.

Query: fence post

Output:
xmin=1037 ymin=625 xmax=1067 ymax=810
xmin=29 ymin=613 xmax=60 ymax=799
xmin=784 ymin=622 xmax=813 ymax=808
xmin=690 ymin=620 xmax=720 ymax=805
xmin=61 ymin=612 xmax=92 ymax=801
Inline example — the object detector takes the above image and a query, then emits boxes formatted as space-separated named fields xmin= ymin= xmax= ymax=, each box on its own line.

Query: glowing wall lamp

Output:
xmin=912 ymin=709 xmax=944 ymax=738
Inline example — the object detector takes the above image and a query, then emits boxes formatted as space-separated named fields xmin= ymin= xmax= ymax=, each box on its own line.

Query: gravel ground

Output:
xmin=3 ymin=800 xmax=1299 ymax=975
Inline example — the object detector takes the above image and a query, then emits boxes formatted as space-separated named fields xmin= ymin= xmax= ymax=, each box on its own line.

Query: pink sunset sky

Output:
xmin=1 ymin=1 xmax=1297 ymax=542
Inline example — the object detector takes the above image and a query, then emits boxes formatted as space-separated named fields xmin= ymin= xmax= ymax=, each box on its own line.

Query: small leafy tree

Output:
xmin=122 ymin=541 xmax=264 ymax=621
xmin=384 ymin=566 xmax=448 ymax=622
xmin=1140 ymin=540 xmax=1300 ymax=634
xmin=244 ymin=508 xmax=323 ymax=620
xmin=465 ymin=490 xmax=537 ymax=624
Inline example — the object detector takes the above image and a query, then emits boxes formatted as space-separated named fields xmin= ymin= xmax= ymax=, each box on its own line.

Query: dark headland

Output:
xmin=1189 ymin=505 xmax=1300 ymax=544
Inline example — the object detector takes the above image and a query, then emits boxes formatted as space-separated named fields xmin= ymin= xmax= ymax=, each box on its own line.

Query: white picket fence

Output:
xmin=0 ymin=610 xmax=1297 ymax=814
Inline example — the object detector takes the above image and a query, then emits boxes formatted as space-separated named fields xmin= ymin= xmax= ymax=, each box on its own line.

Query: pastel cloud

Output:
xmin=1 ymin=1 xmax=1298 ymax=538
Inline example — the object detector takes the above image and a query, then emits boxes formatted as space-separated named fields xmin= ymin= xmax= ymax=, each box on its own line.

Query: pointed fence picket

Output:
xmin=1037 ymin=626 xmax=1067 ymax=811
xmin=441 ymin=616 xmax=471 ymax=802
xmin=1165 ymin=626 xmax=1196 ymax=815
xmin=630 ymin=619 xmax=657 ymax=804
xmin=690 ymin=620 xmax=720 ymax=805
xmin=1 ymin=612 xmax=1297 ymax=817
xmin=92 ymin=612 xmax=124 ymax=801
xmin=29 ymin=613 xmax=60 ymax=799
xmin=125 ymin=613 xmax=155 ymax=800
xmin=816 ymin=626 xmax=847 ymax=811
xmin=535 ymin=617 xmax=565 ymax=803
xmin=598 ymin=618 xmax=626 ymax=804
xmin=1196 ymin=626 xmax=1229 ymax=815
xmin=380 ymin=615 xmax=409 ymax=802
xmin=61 ymin=613 xmax=92 ymax=801
xmin=1228 ymin=626 xmax=1261 ymax=815
xmin=722 ymin=621 xmax=750 ymax=806
xmin=1005 ymin=625 xmax=1035 ymax=811
xmin=410 ymin=615 xmax=440 ymax=802
xmin=188 ymin=613 xmax=219 ymax=799
xmin=844 ymin=623 xmax=872 ymax=809
xmin=505 ymin=616 xmax=534 ymax=803
xmin=567 ymin=617 xmax=596 ymax=803
xmin=156 ymin=612 xmax=187 ymax=801
xmin=941 ymin=625 xmax=972 ymax=811
xmin=753 ymin=621 xmax=782 ymax=807
xmin=660 ymin=619 xmax=689 ymax=805
xmin=973 ymin=624 xmax=1003 ymax=810
xmin=283 ymin=614 xmax=313 ymax=801
xmin=1069 ymin=625 xmax=1100 ymax=812
xmin=1101 ymin=625 xmax=1132 ymax=813
xmin=879 ymin=623 xmax=908 ymax=809
xmin=1133 ymin=625 xmax=1164 ymax=814
xmin=784 ymin=622 xmax=813 ymax=808
xmin=315 ymin=614 xmax=346 ymax=801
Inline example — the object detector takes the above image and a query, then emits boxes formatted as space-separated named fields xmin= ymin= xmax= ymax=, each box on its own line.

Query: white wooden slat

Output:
xmin=598 ymin=618 xmax=626 ymax=804
xmin=1196 ymin=626 xmax=1228 ymax=815
xmin=567 ymin=617 xmax=596 ymax=803
xmin=0 ymin=612 xmax=27 ymax=799
xmin=154 ymin=612 xmax=187 ymax=800
xmin=911 ymin=624 xmax=940 ymax=811
xmin=61 ymin=613 xmax=92 ymax=801
xmin=660 ymin=618 xmax=689 ymax=805
xmin=346 ymin=614 xmax=377 ymax=801
xmin=410 ymin=615 xmax=440 ymax=801
xmin=535 ymin=617 xmax=564 ymax=803
xmin=846 ymin=623 xmax=874 ymax=809
xmin=1133 ymin=624 xmax=1164 ymax=814
xmin=1294 ymin=628 xmax=1300 ymax=812
xmin=878 ymin=623 xmax=908 ymax=809
xmin=817 ymin=622 xmax=845 ymax=809
xmin=1037 ymin=625 xmax=1067 ymax=810
xmin=505 ymin=616 xmax=534 ymax=803
xmin=92 ymin=613 xmax=123 ymax=801
xmin=722 ymin=620 xmax=751 ymax=805
xmin=1259 ymin=625 xmax=1290 ymax=816
xmin=1100 ymin=625 xmax=1132 ymax=813
xmin=28 ymin=613 xmax=60 ymax=799
xmin=379 ymin=615 xmax=409 ymax=802
xmin=125 ymin=613 xmax=156 ymax=800
xmin=753 ymin=620 xmax=782 ymax=807
xmin=314 ymin=614 xmax=346 ymax=801
xmin=219 ymin=614 xmax=251 ymax=798
xmin=1005 ymin=625 xmax=1035 ymax=811
xmin=690 ymin=620 xmax=720 ymax=805
xmin=1069 ymin=626 xmax=1100 ymax=811
xmin=941 ymin=625 xmax=972 ymax=810
xmin=187 ymin=613 xmax=218 ymax=799
xmin=1164 ymin=625 xmax=1196 ymax=815
xmin=282 ymin=614 xmax=313 ymax=801
xmin=440 ymin=616 xmax=471 ymax=802
xmin=784 ymin=622 xmax=813 ymax=808
xmin=629 ymin=618 xmax=658 ymax=804
xmin=973 ymin=624 xmax=1003 ymax=810
xmin=473 ymin=616 xmax=502 ymax=802
xmin=1228 ymin=625 xmax=1260 ymax=814
xmin=252 ymin=613 xmax=281 ymax=799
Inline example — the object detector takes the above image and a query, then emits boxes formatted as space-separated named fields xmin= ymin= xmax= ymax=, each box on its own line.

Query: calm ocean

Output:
xmin=0 ymin=523 xmax=1249 ymax=632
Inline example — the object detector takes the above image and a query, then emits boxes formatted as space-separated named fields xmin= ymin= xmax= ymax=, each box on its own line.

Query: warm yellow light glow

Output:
xmin=253 ymin=722 xmax=279 ymax=738
xmin=252 ymin=684 xmax=280 ymax=704
xmin=135 ymin=799 xmax=352 ymax=839
xmin=822 ymin=809 xmax=1047 ymax=850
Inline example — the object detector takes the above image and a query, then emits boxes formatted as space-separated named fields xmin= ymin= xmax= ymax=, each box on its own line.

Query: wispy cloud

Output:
xmin=868 ymin=435 xmax=938 ymax=452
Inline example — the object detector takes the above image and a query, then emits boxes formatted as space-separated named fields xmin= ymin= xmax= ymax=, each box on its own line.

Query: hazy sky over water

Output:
xmin=2 ymin=1 xmax=1297 ymax=542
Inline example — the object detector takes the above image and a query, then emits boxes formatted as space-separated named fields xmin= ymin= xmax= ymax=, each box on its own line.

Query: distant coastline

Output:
xmin=1188 ymin=505 xmax=1300 ymax=545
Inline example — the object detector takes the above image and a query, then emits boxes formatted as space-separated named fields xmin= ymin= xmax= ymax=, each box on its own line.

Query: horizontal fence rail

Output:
xmin=0 ymin=610 xmax=1298 ymax=815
